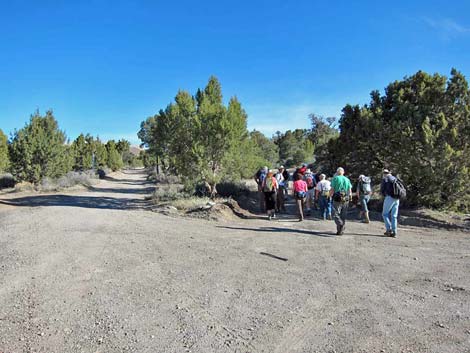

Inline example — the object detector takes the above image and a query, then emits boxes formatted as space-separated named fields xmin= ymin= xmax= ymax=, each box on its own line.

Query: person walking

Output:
xmin=254 ymin=166 xmax=268 ymax=213
xmin=293 ymin=173 xmax=308 ymax=221
xmin=303 ymin=168 xmax=316 ymax=215
xmin=356 ymin=174 xmax=372 ymax=223
xmin=381 ymin=169 xmax=400 ymax=237
xmin=262 ymin=170 xmax=278 ymax=220
xmin=315 ymin=174 xmax=332 ymax=220
xmin=329 ymin=167 xmax=352 ymax=235
xmin=275 ymin=167 xmax=286 ymax=213
xmin=281 ymin=166 xmax=290 ymax=196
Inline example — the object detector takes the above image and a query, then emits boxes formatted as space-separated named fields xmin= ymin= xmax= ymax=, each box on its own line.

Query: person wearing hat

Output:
xmin=381 ymin=169 xmax=399 ymax=237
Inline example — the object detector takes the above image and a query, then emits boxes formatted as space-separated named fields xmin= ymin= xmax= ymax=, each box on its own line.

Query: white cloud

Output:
xmin=422 ymin=17 xmax=470 ymax=37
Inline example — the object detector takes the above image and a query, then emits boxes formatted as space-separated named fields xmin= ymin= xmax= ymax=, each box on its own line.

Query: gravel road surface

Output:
xmin=1 ymin=170 xmax=469 ymax=353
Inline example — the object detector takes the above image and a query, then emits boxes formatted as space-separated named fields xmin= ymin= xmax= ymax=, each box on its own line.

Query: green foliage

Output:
xmin=9 ymin=111 xmax=71 ymax=183
xmin=274 ymin=129 xmax=313 ymax=167
xmin=318 ymin=69 xmax=470 ymax=211
xmin=139 ymin=76 xmax=264 ymax=190
xmin=0 ymin=129 xmax=9 ymax=172
xmin=105 ymin=140 xmax=124 ymax=171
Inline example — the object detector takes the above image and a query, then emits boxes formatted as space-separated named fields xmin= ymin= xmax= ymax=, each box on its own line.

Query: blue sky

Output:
xmin=1 ymin=0 xmax=469 ymax=144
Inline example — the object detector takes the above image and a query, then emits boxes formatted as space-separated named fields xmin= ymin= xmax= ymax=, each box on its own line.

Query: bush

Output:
xmin=0 ymin=173 xmax=16 ymax=189
xmin=40 ymin=171 xmax=98 ymax=191
xmin=216 ymin=181 xmax=250 ymax=198
xmin=153 ymin=184 xmax=186 ymax=201
xmin=148 ymin=171 xmax=180 ymax=184
xmin=171 ymin=196 xmax=212 ymax=211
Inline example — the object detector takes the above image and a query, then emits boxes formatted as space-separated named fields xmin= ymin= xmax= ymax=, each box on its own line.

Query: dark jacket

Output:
xmin=381 ymin=174 xmax=396 ymax=197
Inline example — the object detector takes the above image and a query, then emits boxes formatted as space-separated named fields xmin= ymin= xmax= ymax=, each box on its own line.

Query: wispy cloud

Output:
xmin=422 ymin=17 xmax=470 ymax=38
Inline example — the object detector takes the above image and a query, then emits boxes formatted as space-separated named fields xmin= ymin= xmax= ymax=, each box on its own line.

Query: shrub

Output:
xmin=216 ymin=181 xmax=250 ymax=198
xmin=153 ymin=184 xmax=186 ymax=201
xmin=0 ymin=173 xmax=16 ymax=189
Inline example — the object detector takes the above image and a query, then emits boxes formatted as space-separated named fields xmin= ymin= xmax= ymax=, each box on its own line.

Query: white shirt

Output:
xmin=316 ymin=180 xmax=331 ymax=192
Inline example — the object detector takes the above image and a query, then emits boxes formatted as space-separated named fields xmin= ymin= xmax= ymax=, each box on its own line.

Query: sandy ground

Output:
xmin=0 ymin=169 xmax=469 ymax=353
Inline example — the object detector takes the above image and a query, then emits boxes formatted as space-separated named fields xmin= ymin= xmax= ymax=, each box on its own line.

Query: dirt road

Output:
xmin=1 ymin=170 xmax=469 ymax=353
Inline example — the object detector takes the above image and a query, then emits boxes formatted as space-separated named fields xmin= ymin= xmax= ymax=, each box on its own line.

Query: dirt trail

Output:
xmin=0 ymin=169 xmax=469 ymax=353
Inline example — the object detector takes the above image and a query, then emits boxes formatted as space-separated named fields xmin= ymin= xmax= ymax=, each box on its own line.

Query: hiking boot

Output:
xmin=390 ymin=231 xmax=397 ymax=238
xmin=384 ymin=230 xmax=391 ymax=236
xmin=299 ymin=217 xmax=304 ymax=222
xmin=327 ymin=214 xmax=332 ymax=221
xmin=364 ymin=212 xmax=370 ymax=223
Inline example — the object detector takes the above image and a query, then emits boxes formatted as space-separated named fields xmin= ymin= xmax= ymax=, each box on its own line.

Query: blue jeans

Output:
xmin=382 ymin=196 xmax=400 ymax=232
xmin=318 ymin=195 xmax=331 ymax=219
xmin=360 ymin=194 xmax=370 ymax=213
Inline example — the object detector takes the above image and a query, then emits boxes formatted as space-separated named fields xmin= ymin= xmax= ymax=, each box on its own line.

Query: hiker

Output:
xmin=282 ymin=166 xmax=290 ymax=196
xmin=303 ymin=168 xmax=316 ymax=215
xmin=262 ymin=170 xmax=278 ymax=220
xmin=381 ymin=169 xmax=401 ymax=237
xmin=329 ymin=167 xmax=352 ymax=235
xmin=293 ymin=173 xmax=308 ymax=221
xmin=254 ymin=166 xmax=268 ymax=212
xmin=357 ymin=174 xmax=372 ymax=223
xmin=315 ymin=174 xmax=332 ymax=220
xmin=275 ymin=167 xmax=286 ymax=212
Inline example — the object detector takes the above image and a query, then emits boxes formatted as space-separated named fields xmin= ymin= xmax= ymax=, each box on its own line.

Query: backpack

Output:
xmin=305 ymin=174 xmax=315 ymax=189
xmin=320 ymin=182 xmax=331 ymax=197
xmin=359 ymin=176 xmax=372 ymax=195
xmin=258 ymin=171 xmax=267 ymax=186
xmin=263 ymin=177 xmax=274 ymax=192
xmin=391 ymin=177 xmax=406 ymax=200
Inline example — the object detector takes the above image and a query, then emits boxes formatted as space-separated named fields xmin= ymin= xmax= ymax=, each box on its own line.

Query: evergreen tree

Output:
xmin=105 ymin=140 xmax=124 ymax=171
xmin=9 ymin=110 xmax=70 ymax=183
xmin=0 ymin=129 xmax=9 ymax=172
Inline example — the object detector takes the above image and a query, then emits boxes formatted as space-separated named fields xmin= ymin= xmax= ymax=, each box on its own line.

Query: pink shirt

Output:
xmin=293 ymin=180 xmax=308 ymax=193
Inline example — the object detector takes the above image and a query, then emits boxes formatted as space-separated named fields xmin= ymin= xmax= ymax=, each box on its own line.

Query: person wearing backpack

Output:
xmin=303 ymin=169 xmax=316 ymax=215
xmin=356 ymin=174 xmax=372 ymax=223
xmin=262 ymin=170 xmax=278 ymax=220
xmin=315 ymin=174 xmax=332 ymax=220
xmin=293 ymin=173 xmax=308 ymax=221
xmin=329 ymin=167 xmax=352 ymax=235
xmin=380 ymin=169 xmax=404 ymax=237
xmin=254 ymin=166 xmax=268 ymax=213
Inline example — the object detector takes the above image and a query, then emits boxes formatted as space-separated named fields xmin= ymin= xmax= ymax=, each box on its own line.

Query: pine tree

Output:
xmin=105 ymin=140 xmax=124 ymax=171
xmin=0 ymin=129 xmax=9 ymax=172
xmin=9 ymin=110 xmax=70 ymax=183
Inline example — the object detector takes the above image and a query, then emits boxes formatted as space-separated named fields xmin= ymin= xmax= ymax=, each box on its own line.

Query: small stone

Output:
xmin=413 ymin=257 xmax=418 ymax=260
xmin=328 ymin=322 xmax=334 ymax=326
xmin=437 ymin=323 xmax=445 ymax=328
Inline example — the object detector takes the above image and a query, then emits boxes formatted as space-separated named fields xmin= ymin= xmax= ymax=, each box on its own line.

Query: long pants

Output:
xmin=276 ymin=189 xmax=285 ymax=211
xmin=319 ymin=195 xmax=332 ymax=219
xmin=296 ymin=197 xmax=305 ymax=220
xmin=306 ymin=189 xmax=315 ymax=209
xmin=332 ymin=201 xmax=348 ymax=232
xmin=382 ymin=196 xmax=400 ymax=233
xmin=258 ymin=188 xmax=265 ymax=213
xmin=360 ymin=194 xmax=371 ymax=213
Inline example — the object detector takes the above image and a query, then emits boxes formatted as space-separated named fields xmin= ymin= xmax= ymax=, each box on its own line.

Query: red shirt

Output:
xmin=293 ymin=180 xmax=308 ymax=193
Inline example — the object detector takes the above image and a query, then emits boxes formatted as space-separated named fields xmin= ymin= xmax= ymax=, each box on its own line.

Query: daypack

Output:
xmin=258 ymin=171 xmax=267 ymax=186
xmin=359 ymin=176 xmax=372 ymax=195
xmin=305 ymin=174 xmax=315 ymax=189
xmin=391 ymin=177 xmax=407 ymax=200
xmin=263 ymin=177 xmax=275 ymax=192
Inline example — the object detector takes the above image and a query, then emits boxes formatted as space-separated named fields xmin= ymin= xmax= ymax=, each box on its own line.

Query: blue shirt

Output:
xmin=381 ymin=175 xmax=396 ymax=197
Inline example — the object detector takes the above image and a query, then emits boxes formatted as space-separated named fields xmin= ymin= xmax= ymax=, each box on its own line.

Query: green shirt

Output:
xmin=331 ymin=175 xmax=352 ymax=193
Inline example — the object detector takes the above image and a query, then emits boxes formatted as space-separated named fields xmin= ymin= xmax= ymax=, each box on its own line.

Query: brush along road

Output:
xmin=0 ymin=169 xmax=469 ymax=353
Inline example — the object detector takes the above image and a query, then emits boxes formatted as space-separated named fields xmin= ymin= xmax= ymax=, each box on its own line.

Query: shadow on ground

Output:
xmin=217 ymin=225 xmax=337 ymax=237
xmin=0 ymin=194 xmax=150 ymax=211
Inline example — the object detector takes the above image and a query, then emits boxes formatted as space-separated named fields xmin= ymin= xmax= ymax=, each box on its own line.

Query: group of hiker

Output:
xmin=255 ymin=165 xmax=405 ymax=237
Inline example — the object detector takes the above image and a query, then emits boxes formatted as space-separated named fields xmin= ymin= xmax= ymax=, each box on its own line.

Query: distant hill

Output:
xmin=129 ymin=146 xmax=143 ymax=156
